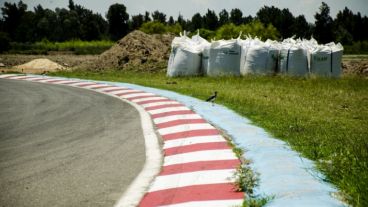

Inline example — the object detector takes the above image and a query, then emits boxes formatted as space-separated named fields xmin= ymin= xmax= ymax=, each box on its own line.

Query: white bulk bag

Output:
xmin=167 ymin=36 xmax=202 ymax=77
xmin=241 ymin=40 xmax=279 ymax=75
xmin=328 ymin=43 xmax=343 ymax=77
xmin=310 ymin=45 xmax=333 ymax=77
xmin=202 ymin=45 xmax=210 ymax=75
xmin=191 ymin=33 xmax=211 ymax=75
xmin=309 ymin=42 xmax=343 ymax=77
xmin=207 ymin=39 xmax=241 ymax=76
xmin=279 ymin=44 xmax=309 ymax=76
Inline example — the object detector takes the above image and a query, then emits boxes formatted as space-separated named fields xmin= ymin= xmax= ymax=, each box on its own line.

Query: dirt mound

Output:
xmin=342 ymin=58 xmax=368 ymax=76
xmin=12 ymin=58 xmax=66 ymax=74
xmin=79 ymin=30 xmax=174 ymax=71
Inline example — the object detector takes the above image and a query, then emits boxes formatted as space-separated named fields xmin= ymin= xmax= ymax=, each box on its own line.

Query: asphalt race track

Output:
xmin=0 ymin=79 xmax=145 ymax=207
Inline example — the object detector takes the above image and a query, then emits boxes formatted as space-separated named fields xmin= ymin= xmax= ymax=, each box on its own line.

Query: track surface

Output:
xmin=0 ymin=79 xmax=145 ymax=207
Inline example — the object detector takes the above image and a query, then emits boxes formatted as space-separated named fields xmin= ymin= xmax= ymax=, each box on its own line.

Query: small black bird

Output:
xmin=206 ymin=91 xmax=217 ymax=105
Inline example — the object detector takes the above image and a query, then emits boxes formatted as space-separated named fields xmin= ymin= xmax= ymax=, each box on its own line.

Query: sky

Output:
xmin=1 ymin=0 xmax=367 ymax=23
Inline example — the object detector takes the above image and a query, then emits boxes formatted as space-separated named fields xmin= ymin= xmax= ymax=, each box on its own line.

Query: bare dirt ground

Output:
xmin=342 ymin=55 xmax=368 ymax=76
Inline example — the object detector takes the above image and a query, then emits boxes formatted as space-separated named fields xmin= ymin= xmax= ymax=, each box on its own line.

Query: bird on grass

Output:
xmin=206 ymin=91 xmax=217 ymax=106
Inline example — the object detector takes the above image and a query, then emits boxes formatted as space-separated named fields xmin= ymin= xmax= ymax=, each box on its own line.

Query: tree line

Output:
xmin=0 ymin=0 xmax=367 ymax=45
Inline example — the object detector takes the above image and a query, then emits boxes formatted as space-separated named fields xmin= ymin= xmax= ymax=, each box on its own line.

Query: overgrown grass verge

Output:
xmin=8 ymin=40 xmax=114 ymax=55
xmin=50 ymin=69 xmax=367 ymax=207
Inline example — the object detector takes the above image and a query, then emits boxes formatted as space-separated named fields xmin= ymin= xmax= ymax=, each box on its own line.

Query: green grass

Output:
xmin=9 ymin=40 xmax=114 ymax=55
xmin=50 ymin=69 xmax=367 ymax=207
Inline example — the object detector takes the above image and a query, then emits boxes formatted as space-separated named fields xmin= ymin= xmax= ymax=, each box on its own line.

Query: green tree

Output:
xmin=215 ymin=21 xmax=279 ymax=40
xmin=257 ymin=6 xmax=296 ymax=39
xmin=152 ymin=10 xmax=166 ymax=23
xmin=1 ymin=1 xmax=27 ymax=40
xmin=293 ymin=15 xmax=311 ymax=38
xmin=168 ymin=16 xmax=175 ymax=25
xmin=106 ymin=3 xmax=129 ymax=40
xmin=219 ymin=9 xmax=229 ymax=26
xmin=140 ymin=21 xmax=166 ymax=34
xmin=230 ymin=8 xmax=243 ymax=25
xmin=314 ymin=2 xmax=334 ymax=43
xmin=191 ymin=13 xmax=203 ymax=31
xmin=176 ymin=14 xmax=188 ymax=30
xmin=203 ymin=9 xmax=218 ymax=30
xmin=131 ymin=14 xmax=144 ymax=30
xmin=144 ymin=11 xmax=151 ymax=22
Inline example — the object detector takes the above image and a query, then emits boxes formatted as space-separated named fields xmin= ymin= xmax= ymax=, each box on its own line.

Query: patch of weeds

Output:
xmin=233 ymin=164 xmax=259 ymax=194
xmin=241 ymin=195 xmax=275 ymax=207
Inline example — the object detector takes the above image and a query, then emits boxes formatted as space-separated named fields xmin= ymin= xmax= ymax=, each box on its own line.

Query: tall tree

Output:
xmin=203 ymin=9 xmax=218 ymax=30
xmin=191 ymin=13 xmax=203 ymax=31
xmin=168 ymin=16 xmax=175 ymax=25
xmin=152 ymin=10 xmax=166 ymax=23
xmin=106 ymin=3 xmax=129 ymax=40
xmin=144 ymin=11 xmax=151 ymax=22
xmin=131 ymin=14 xmax=144 ymax=30
xmin=230 ymin=8 xmax=243 ymax=25
xmin=314 ymin=2 xmax=334 ymax=43
xmin=293 ymin=15 xmax=311 ymax=38
xmin=257 ymin=6 xmax=296 ymax=39
xmin=219 ymin=9 xmax=229 ymax=26
xmin=176 ymin=14 xmax=188 ymax=30
xmin=1 ymin=1 xmax=27 ymax=40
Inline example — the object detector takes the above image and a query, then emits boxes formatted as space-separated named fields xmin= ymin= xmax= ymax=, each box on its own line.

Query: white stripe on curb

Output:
xmin=147 ymin=106 xmax=190 ymax=115
xmin=163 ymin=135 xmax=226 ymax=149
xmin=158 ymin=123 xmax=215 ymax=136
xmin=141 ymin=101 xmax=181 ymax=108
xmin=163 ymin=149 xmax=236 ymax=166
xmin=119 ymin=92 xmax=155 ymax=99
xmin=148 ymin=169 xmax=235 ymax=192
xmin=159 ymin=199 xmax=244 ymax=207
xmin=131 ymin=96 xmax=168 ymax=103
xmin=153 ymin=114 xmax=203 ymax=125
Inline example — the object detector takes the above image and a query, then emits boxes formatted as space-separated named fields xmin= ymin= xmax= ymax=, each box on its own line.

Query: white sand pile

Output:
xmin=13 ymin=58 xmax=65 ymax=72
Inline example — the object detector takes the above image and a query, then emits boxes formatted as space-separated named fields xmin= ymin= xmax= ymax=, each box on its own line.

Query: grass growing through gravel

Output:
xmin=51 ymin=69 xmax=367 ymax=207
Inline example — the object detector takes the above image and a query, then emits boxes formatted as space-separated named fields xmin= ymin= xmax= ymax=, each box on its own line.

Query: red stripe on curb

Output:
xmin=127 ymin=95 xmax=159 ymax=101
xmin=151 ymin=110 xmax=195 ymax=119
xmin=61 ymin=81 xmax=81 ymax=85
xmin=145 ymin=104 xmax=184 ymax=111
xmin=135 ymin=98 xmax=171 ymax=105
xmin=12 ymin=76 xmax=31 ymax=80
xmin=27 ymin=78 xmax=46 ymax=81
xmin=46 ymin=79 xmax=65 ymax=83
xmin=160 ymin=160 xmax=240 ymax=175
xmin=3 ymin=75 xmax=19 ymax=79
xmin=164 ymin=142 xmax=230 ymax=156
xmin=139 ymin=183 xmax=244 ymax=207
xmin=156 ymin=119 xmax=206 ymax=129
xmin=103 ymin=88 xmax=130 ymax=93
xmin=162 ymin=129 xmax=220 ymax=141
xmin=115 ymin=91 xmax=144 ymax=96
xmin=89 ymin=85 xmax=114 ymax=90
xmin=75 ymin=83 xmax=98 ymax=87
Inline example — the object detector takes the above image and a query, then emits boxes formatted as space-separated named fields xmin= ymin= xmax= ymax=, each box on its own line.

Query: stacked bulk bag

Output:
xmin=167 ymin=34 xmax=202 ymax=77
xmin=329 ymin=43 xmax=343 ymax=77
xmin=207 ymin=39 xmax=242 ymax=76
xmin=191 ymin=33 xmax=211 ymax=75
xmin=240 ymin=39 xmax=279 ymax=75
xmin=310 ymin=45 xmax=333 ymax=77
xmin=309 ymin=43 xmax=343 ymax=77
xmin=279 ymin=42 xmax=309 ymax=76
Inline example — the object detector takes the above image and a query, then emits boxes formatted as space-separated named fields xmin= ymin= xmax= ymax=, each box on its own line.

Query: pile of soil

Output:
xmin=11 ymin=58 xmax=66 ymax=74
xmin=79 ymin=30 xmax=175 ymax=71
xmin=342 ymin=58 xmax=368 ymax=76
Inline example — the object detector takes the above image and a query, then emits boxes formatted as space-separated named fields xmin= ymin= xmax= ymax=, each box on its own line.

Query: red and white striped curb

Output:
xmin=1 ymin=75 xmax=244 ymax=207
